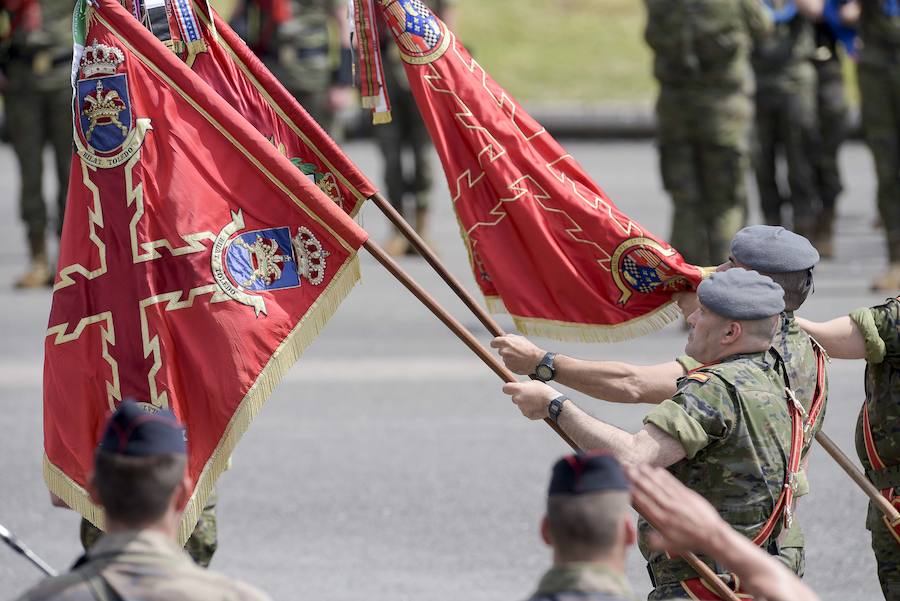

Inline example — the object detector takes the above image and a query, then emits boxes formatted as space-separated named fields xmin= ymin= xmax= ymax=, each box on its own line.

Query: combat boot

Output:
xmin=382 ymin=226 xmax=409 ymax=257
xmin=14 ymin=235 xmax=52 ymax=289
xmin=871 ymin=263 xmax=900 ymax=292
xmin=815 ymin=207 xmax=835 ymax=259
xmin=407 ymin=207 xmax=434 ymax=256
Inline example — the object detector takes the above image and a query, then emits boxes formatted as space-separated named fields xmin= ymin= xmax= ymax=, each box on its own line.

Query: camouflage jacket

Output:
xmin=527 ymin=564 xmax=638 ymax=601
xmin=677 ymin=311 xmax=828 ymax=502
xmin=644 ymin=0 xmax=771 ymax=94
xmin=853 ymin=297 xmax=900 ymax=490
xmin=266 ymin=0 xmax=344 ymax=93
xmin=858 ymin=0 xmax=900 ymax=66
xmin=15 ymin=530 xmax=270 ymax=601
xmin=751 ymin=3 xmax=816 ymax=93
xmin=641 ymin=351 xmax=794 ymax=585
xmin=1 ymin=0 xmax=72 ymax=92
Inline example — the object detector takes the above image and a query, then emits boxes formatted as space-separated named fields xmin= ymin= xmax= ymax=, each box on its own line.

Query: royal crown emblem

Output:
xmin=211 ymin=211 xmax=331 ymax=316
xmin=80 ymin=39 xmax=125 ymax=77
xmin=82 ymin=79 xmax=129 ymax=142
xmin=73 ymin=39 xmax=150 ymax=168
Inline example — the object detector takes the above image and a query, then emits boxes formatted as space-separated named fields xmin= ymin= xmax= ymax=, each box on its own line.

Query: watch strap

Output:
xmin=549 ymin=395 xmax=568 ymax=422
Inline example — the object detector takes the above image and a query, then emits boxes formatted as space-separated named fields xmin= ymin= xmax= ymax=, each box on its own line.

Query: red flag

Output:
xmin=185 ymin=2 xmax=377 ymax=217
xmin=372 ymin=0 xmax=702 ymax=342
xmin=45 ymin=0 xmax=367 ymax=542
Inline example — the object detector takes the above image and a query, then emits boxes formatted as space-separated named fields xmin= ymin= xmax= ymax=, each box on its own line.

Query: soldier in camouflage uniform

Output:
xmin=233 ymin=0 xmax=352 ymax=135
xmin=809 ymin=0 xmax=853 ymax=258
xmin=504 ymin=269 xmax=798 ymax=600
xmin=844 ymin=0 xmax=900 ymax=289
xmin=493 ymin=230 xmax=825 ymax=581
xmin=0 ymin=0 xmax=73 ymax=288
xmin=798 ymin=296 xmax=900 ymax=599
xmin=377 ymin=0 xmax=454 ymax=257
xmin=751 ymin=0 xmax=821 ymax=240
xmin=79 ymin=491 xmax=219 ymax=568
xmin=18 ymin=402 xmax=270 ymax=601
xmin=527 ymin=454 xmax=639 ymax=601
xmin=643 ymin=0 xmax=770 ymax=266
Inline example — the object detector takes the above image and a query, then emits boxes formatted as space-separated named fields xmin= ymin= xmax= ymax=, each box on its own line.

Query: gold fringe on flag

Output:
xmin=44 ymin=255 xmax=362 ymax=546
xmin=485 ymin=295 xmax=684 ymax=344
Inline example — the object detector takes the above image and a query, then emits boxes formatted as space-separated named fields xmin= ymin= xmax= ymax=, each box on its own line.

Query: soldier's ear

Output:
xmin=622 ymin=514 xmax=637 ymax=547
xmin=87 ymin=472 xmax=101 ymax=505
xmin=540 ymin=515 xmax=552 ymax=547
xmin=174 ymin=473 xmax=193 ymax=511
xmin=722 ymin=321 xmax=742 ymax=344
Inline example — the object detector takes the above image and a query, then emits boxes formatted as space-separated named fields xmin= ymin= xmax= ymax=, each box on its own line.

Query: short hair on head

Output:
xmin=546 ymin=490 xmax=630 ymax=560
xmin=760 ymin=269 xmax=813 ymax=312
xmin=93 ymin=451 xmax=186 ymax=525
xmin=740 ymin=314 xmax=779 ymax=344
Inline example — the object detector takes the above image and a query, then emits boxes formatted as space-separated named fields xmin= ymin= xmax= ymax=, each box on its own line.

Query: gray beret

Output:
xmin=730 ymin=225 xmax=819 ymax=273
xmin=697 ymin=269 xmax=785 ymax=320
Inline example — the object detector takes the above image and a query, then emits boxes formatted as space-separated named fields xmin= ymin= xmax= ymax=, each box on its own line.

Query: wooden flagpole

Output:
xmin=815 ymin=431 xmax=900 ymax=522
xmin=370 ymin=192 xmax=505 ymax=337
xmin=363 ymin=239 xmax=741 ymax=601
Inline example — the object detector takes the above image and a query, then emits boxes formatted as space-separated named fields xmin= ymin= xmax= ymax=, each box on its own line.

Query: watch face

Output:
xmin=535 ymin=364 xmax=553 ymax=381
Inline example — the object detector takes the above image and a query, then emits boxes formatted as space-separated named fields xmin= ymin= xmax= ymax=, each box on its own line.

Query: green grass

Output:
xmin=455 ymin=0 xmax=657 ymax=103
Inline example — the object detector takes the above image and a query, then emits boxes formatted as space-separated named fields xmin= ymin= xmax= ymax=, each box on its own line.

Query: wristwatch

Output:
xmin=548 ymin=395 xmax=568 ymax=423
xmin=534 ymin=352 xmax=558 ymax=382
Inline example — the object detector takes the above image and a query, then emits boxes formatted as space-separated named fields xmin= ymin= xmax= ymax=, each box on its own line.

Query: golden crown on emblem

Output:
xmin=81 ymin=39 xmax=125 ymax=77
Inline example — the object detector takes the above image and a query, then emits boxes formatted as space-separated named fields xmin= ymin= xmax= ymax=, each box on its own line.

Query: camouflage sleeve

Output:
xmin=740 ymin=0 xmax=773 ymax=44
xmin=849 ymin=298 xmax=900 ymax=364
xmin=675 ymin=355 xmax=700 ymax=373
xmin=643 ymin=378 xmax=735 ymax=459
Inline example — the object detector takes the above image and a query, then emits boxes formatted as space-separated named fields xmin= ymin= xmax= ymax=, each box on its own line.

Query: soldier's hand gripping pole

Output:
xmin=363 ymin=239 xmax=742 ymax=601
xmin=0 ymin=522 xmax=58 ymax=577
xmin=815 ymin=431 xmax=900 ymax=523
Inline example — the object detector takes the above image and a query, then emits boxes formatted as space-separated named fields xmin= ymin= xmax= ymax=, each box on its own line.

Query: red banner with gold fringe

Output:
xmin=370 ymin=0 xmax=702 ymax=342
xmin=44 ymin=0 xmax=367 ymax=543
xmin=185 ymin=2 xmax=377 ymax=217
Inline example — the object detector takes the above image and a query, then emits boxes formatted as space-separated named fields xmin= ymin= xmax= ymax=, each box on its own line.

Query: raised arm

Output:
xmin=796 ymin=316 xmax=867 ymax=359
xmin=626 ymin=463 xmax=820 ymax=601
xmin=502 ymin=381 xmax=687 ymax=467
xmin=491 ymin=335 xmax=685 ymax=404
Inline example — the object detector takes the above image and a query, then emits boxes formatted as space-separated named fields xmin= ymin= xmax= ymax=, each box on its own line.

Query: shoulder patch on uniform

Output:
xmin=685 ymin=372 xmax=710 ymax=384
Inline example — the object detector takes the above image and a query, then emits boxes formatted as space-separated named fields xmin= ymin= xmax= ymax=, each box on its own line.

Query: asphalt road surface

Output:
xmin=0 ymin=138 xmax=892 ymax=600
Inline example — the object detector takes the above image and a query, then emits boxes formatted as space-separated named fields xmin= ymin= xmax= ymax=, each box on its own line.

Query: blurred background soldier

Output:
xmin=842 ymin=0 xmax=900 ymax=290
xmin=808 ymin=0 xmax=854 ymax=258
xmin=643 ymin=0 xmax=770 ymax=267
xmin=0 ymin=0 xmax=72 ymax=288
xmin=18 ymin=401 xmax=270 ymax=601
xmin=377 ymin=0 xmax=454 ymax=257
xmin=751 ymin=0 xmax=821 ymax=242
xmin=231 ymin=0 xmax=353 ymax=137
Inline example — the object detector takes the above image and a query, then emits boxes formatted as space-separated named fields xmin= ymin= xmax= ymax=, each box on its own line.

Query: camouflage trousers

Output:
xmin=4 ymin=63 xmax=72 ymax=243
xmin=373 ymin=85 xmax=433 ymax=217
xmin=752 ymin=79 xmax=819 ymax=237
xmin=868 ymin=500 xmax=900 ymax=599
xmin=80 ymin=491 xmax=218 ymax=567
xmin=812 ymin=57 xmax=848 ymax=212
xmin=858 ymin=59 xmax=900 ymax=262
xmin=647 ymin=546 xmax=804 ymax=600
xmin=656 ymin=87 xmax=752 ymax=266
